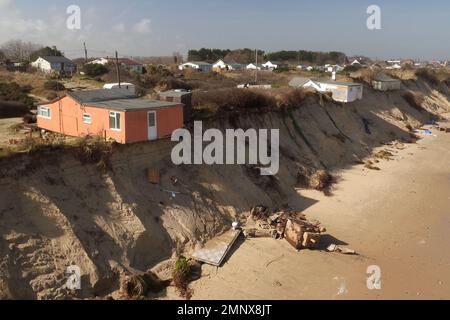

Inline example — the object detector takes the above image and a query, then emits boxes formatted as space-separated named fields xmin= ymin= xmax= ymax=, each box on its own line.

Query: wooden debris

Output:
xmin=244 ymin=229 xmax=277 ymax=238
xmin=146 ymin=168 xmax=160 ymax=184
xmin=251 ymin=205 xmax=269 ymax=221
xmin=284 ymin=218 xmax=322 ymax=250
xmin=247 ymin=207 xmax=325 ymax=251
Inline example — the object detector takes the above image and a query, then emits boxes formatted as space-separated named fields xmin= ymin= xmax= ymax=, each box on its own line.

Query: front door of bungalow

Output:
xmin=147 ymin=111 xmax=157 ymax=140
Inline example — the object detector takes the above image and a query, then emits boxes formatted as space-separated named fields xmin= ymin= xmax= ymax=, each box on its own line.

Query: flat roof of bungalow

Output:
xmin=289 ymin=77 xmax=311 ymax=87
xmin=312 ymin=78 xmax=362 ymax=87
xmin=40 ymin=56 xmax=76 ymax=64
xmin=67 ymin=88 xmax=137 ymax=104
xmin=373 ymin=73 xmax=400 ymax=82
xmin=63 ymin=89 xmax=180 ymax=111
xmin=158 ymin=90 xmax=192 ymax=97
xmin=88 ymin=98 xmax=181 ymax=111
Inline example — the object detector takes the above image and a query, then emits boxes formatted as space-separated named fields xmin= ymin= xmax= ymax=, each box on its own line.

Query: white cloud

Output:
xmin=132 ymin=19 xmax=151 ymax=34
xmin=0 ymin=3 xmax=157 ymax=58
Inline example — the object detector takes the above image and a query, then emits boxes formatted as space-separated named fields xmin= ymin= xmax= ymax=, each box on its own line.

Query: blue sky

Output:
xmin=1 ymin=0 xmax=450 ymax=60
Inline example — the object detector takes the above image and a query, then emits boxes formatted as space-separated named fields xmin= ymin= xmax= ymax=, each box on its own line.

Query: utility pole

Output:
xmin=255 ymin=49 xmax=258 ymax=84
xmin=115 ymin=51 xmax=122 ymax=88
xmin=83 ymin=42 xmax=88 ymax=62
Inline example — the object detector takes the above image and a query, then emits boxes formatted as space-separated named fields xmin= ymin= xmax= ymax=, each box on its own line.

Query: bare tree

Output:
xmin=173 ymin=51 xmax=183 ymax=65
xmin=0 ymin=40 xmax=42 ymax=61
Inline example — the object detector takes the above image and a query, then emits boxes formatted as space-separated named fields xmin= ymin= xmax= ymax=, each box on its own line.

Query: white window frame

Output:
xmin=83 ymin=112 xmax=92 ymax=124
xmin=109 ymin=111 xmax=121 ymax=131
xmin=38 ymin=106 xmax=51 ymax=119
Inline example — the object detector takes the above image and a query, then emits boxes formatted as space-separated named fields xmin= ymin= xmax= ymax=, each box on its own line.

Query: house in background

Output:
xmin=262 ymin=61 xmax=288 ymax=70
xmin=87 ymin=57 xmax=144 ymax=73
xmin=350 ymin=59 xmax=363 ymax=66
xmin=158 ymin=89 xmax=192 ymax=123
xmin=289 ymin=77 xmax=313 ymax=88
xmin=246 ymin=63 xmax=263 ymax=70
xmin=179 ymin=61 xmax=213 ymax=72
xmin=212 ymin=59 xmax=245 ymax=72
xmin=3 ymin=60 xmax=27 ymax=72
xmin=31 ymin=56 xmax=77 ymax=75
xmin=385 ymin=63 xmax=402 ymax=70
xmin=324 ymin=64 xmax=345 ymax=73
xmin=87 ymin=57 xmax=110 ymax=65
xmin=350 ymin=57 xmax=371 ymax=67
xmin=372 ymin=73 xmax=401 ymax=91
xmin=289 ymin=76 xmax=363 ymax=103
xmin=298 ymin=65 xmax=315 ymax=71
xmin=37 ymin=89 xmax=184 ymax=144
xmin=118 ymin=58 xmax=144 ymax=74
xmin=103 ymin=83 xmax=136 ymax=95
xmin=213 ymin=59 xmax=228 ymax=70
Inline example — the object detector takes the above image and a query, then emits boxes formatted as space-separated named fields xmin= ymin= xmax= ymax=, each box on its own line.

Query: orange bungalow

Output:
xmin=37 ymin=89 xmax=184 ymax=144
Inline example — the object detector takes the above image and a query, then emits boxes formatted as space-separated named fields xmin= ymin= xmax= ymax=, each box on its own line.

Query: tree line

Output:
xmin=188 ymin=48 xmax=348 ymax=65
xmin=0 ymin=39 xmax=63 ymax=63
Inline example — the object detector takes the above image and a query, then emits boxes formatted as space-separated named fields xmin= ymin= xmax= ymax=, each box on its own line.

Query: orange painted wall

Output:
xmin=37 ymin=96 xmax=183 ymax=144
xmin=124 ymin=105 xmax=184 ymax=143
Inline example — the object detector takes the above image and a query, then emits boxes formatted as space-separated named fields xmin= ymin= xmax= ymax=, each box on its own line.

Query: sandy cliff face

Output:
xmin=0 ymin=79 xmax=449 ymax=299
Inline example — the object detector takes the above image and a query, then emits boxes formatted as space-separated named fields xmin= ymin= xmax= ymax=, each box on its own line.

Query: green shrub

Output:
xmin=83 ymin=63 xmax=109 ymax=77
xmin=73 ymin=136 xmax=113 ymax=171
xmin=193 ymin=88 xmax=276 ymax=112
xmin=158 ymin=77 xmax=192 ymax=91
xmin=172 ymin=256 xmax=192 ymax=299
xmin=0 ymin=82 xmax=35 ymax=107
xmin=0 ymin=100 xmax=30 ymax=118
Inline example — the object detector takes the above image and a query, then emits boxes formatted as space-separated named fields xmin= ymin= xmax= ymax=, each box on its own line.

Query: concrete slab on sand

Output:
xmin=192 ymin=229 xmax=241 ymax=267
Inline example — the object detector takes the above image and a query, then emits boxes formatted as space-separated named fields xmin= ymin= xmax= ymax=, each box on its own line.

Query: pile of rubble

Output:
xmin=243 ymin=206 xmax=326 ymax=251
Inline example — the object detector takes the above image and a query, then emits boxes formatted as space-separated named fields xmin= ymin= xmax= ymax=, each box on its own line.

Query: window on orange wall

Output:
xmin=83 ymin=113 xmax=92 ymax=124
xmin=109 ymin=111 xmax=121 ymax=131
xmin=37 ymin=106 xmax=51 ymax=119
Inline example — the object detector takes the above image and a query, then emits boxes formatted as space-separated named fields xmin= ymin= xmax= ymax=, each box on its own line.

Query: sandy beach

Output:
xmin=187 ymin=116 xmax=450 ymax=300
